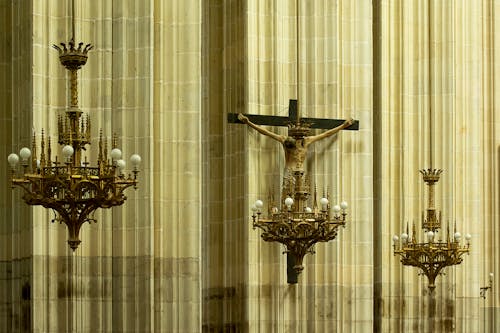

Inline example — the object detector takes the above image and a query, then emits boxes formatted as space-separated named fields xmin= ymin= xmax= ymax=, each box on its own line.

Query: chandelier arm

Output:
xmin=113 ymin=182 xmax=137 ymax=192
xmin=76 ymin=201 xmax=100 ymax=223
xmin=46 ymin=205 xmax=72 ymax=224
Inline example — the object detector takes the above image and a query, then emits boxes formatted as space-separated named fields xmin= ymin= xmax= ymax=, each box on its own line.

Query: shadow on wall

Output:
xmin=21 ymin=281 xmax=30 ymax=332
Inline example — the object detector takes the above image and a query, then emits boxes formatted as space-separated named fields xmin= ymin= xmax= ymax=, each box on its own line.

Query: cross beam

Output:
xmin=227 ymin=99 xmax=359 ymax=130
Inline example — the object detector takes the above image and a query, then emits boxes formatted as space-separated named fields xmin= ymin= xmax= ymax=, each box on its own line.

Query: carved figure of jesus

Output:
xmin=238 ymin=113 xmax=354 ymax=172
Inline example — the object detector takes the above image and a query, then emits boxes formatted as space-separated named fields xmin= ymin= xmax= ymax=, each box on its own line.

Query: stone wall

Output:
xmin=0 ymin=0 xmax=499 ymax=332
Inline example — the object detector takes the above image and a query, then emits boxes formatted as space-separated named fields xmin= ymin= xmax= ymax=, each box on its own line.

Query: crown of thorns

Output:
xmin=287 ymin=121 xmax=312 ymax=137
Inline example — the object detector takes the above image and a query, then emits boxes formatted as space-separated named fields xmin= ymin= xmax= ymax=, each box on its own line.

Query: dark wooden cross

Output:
xmin=227 ymin=99 xmax=359 ymax=131
xmin=228 ymin=99 xmax=359 ymax=284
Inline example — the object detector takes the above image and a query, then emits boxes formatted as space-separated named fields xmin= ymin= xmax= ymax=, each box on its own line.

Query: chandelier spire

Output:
xmin=296 ymin=0 xmax=300 ymax=123
xmin=71 ymin=0 xmax=76 ymax=43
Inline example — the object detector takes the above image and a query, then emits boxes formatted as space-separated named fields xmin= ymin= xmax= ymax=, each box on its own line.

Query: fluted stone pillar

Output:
xmin=152 ymin=0 xmax=203 ymax=331
xmin=0 ymin=1 xmax=33 ymax=332
xmin=208 ymin=0 xmax=374 ymax=331
xmin=3 ymin=0 xmax=201 ymax=332
xmin=374 ymin=0 xmax=500 ymax=332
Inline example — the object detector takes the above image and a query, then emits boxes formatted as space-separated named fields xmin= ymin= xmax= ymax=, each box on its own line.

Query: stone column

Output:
xmin=235 ymin=0 xmax=374 ymax=331
xmin=374 ymin=0 xmax=500 ymax=332
xmin=152 ymin=0 xmax=203 ymax=331
xmin=0 ymin=1 xmax=33 ymax=332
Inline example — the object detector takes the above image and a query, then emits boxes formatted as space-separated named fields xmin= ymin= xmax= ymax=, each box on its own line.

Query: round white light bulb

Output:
xmin=19 ymin=147 xmax=31 ymax=160
xmin=251 ymin=205 xmax=258 ymax=212
xmin=130 ymin=154 xmax=141 ymax=167
xmin=333 ymin=205 xmax=341 ymax=213
xmin=427 ymin=231 xmax=434 ymax=241
xmin=8 ymin=153 xmax=19 ymax=167
xmin=116 ymin=159 xmax=126 ymax=170
xmin=111 ymin=148 xmax=122 ymax=160
xmin=340 ymin=201 xmax=348 ymax=210
xmin=320 ymin=197 xmax=329 ymax=206
xmin=465 ymin=233 xmax=471 ymax=241
xmin=392 ymin=235 xmax=399 ymax=243
xmin=305 ymin=207 xmax=312 ymax=213
xmin=62 ymin=145 xmax=74 ymax=158
xmin=401 ymin=233 xmax=408 ymax=242
xmin=454 ymin=232 xmax=462 ymax=241
xmin=255 ymin=200 xmax=264 ymax=209
xmin=284 ymin=197 xmax=294 ymax=207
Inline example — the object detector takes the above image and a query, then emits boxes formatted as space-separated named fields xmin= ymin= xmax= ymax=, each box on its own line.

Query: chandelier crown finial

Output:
xmin=419 ymin=168 xmax=443 ymax=184
xmin=53 ymin=40 xmax=93 ymax=71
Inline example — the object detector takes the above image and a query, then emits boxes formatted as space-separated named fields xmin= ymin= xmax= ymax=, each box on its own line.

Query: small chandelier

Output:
xmin=251 ymin=170 xmax=348 ymax=277
xmin=7 ymin=31 xmax=140 ymax=250
xmin=392 ymin=168 xmax=471 ymax=291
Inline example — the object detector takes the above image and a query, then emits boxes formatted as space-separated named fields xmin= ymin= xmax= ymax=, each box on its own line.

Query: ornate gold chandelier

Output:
xmin=251 ymin=169 xmax=348 ymax=276
xmin=7 ymin=24 xmax=140 ymax=251
xmin=392 ymin=168 xmax=471 ymax=291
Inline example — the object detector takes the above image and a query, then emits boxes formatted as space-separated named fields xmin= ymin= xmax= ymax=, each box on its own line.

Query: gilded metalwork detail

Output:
xmin=252 ymin=170 xmax=347 ymax=274
xmin=393 ymin=170 xmax=470 ymax=291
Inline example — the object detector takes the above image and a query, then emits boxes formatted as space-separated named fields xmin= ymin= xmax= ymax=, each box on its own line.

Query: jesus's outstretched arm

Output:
xmin=238 ymin=113 xmax=286 ymax=143
xmin=305 ymin=118 xmax=354 ymax=145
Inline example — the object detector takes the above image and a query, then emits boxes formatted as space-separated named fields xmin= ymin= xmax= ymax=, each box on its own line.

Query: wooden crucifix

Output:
xmin=228 ymin=99 xmax=359 ymax=284
xmin=228 ymin=99 xmax=359 ymax=172
xmin=228 ymin=99 xmax=359 ymax=131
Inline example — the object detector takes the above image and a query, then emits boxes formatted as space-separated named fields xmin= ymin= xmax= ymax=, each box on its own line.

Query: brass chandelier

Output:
xmin=251 ymin=169 xmax=348 ymax=276
xmin=392 ymin=168 xmax=471 ymax=291
xmin=7 ymin=10 xmax=140 ymax=251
